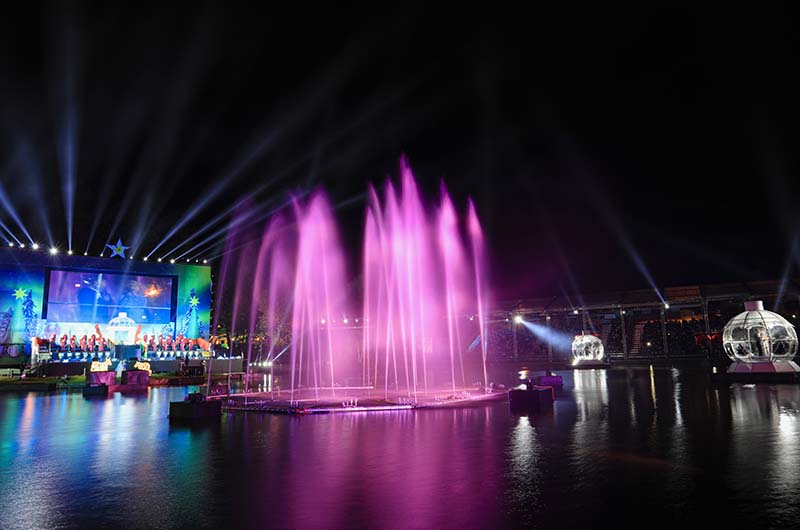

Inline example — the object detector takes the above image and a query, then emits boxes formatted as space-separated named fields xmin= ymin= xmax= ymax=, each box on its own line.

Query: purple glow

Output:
xmin=244 ymin=216 xmax=284 ymax=401
xmin=467 ymin=198 xmax=489 ymax=389
xmin=290 ymin=194 xmax=351 ymax=400
xmin=225 ymin=158 xmax=489 ymax=400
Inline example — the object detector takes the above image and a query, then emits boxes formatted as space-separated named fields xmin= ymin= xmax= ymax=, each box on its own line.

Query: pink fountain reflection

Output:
xmin=220 ymin=158 xmax=489 ymax=401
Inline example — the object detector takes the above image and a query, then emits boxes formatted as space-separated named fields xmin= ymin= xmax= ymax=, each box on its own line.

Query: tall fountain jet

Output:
xmin=220 ymin=157 xmax=490 ymax=402
xmin=289 ymin=194 xmax=351 ymax=400
xmin=467 ymin=198 xmax=489 ymax=390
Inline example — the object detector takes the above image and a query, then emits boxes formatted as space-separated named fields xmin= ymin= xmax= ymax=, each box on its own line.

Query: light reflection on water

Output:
xmin=506 ymin=415 xmax=540 ymax=526
xmin=1 ymin=369 xmax=800 ymax=529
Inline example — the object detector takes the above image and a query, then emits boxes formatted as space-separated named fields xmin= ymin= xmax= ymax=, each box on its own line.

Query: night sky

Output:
xmin=0 ymin=3 xmax=798 ymax=299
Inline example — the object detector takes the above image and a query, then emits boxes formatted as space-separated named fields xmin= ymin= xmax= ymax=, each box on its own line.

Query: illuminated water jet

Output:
xmin=221 ymin=158 xmax=489 ymax=401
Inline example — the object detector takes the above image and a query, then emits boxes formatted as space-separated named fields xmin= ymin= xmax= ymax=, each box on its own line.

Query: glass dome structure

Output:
xmin=722 ymin=301 xmax=798 ymax=363
xmin=572 ymin=332 xmax=604 ymax=363
xmin=108 ymin=312 xmax=137 ymax=345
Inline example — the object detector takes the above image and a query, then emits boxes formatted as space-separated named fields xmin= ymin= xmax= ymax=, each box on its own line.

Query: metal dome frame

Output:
xmin=722 ymin=301 xmax=798 ymax=363
xmin=572 ymin=332 xmax=605 ymax=362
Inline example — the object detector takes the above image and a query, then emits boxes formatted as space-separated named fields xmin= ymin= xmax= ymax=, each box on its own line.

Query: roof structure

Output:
xmin=493 ymin=278 xmax=800 ymax=317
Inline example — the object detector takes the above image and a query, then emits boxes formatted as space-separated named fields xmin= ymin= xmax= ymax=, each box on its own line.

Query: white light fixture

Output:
xmin=19 ymin=244 xmax=25 ymax=248
xmin=83 ymin=252 xmax=88 ymax=256
xmin=7 ymin=242 xmax=13 ymax=247
xmin=170 ymin=259 xmax=175 ymax=264
xmin=320 ymin=319 xmax=326 ymax=324
xmin=157 ymin=258 xmax=162 ymax=262
xmin=664 ymin=303 xmax=670 ymax=309
xmin=573 ymin=309 xmax=579 ymax=315
xmin=31 ymin=243 xmax=39 ymax=250
xmin=143 ymin=256 xmax=148 ymax=261
xmin=513 ymin=315 xmax=523 ymax=324
xmin=49 ymin=247 xmax=58 ymax=255
xmin=68 ymin=250 xmax=73 ymax=255
xmin=203 ymin=259 xmax=207 ymax=264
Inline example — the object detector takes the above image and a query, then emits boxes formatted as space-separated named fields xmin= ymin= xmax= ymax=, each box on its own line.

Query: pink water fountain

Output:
xmin=218 ymin=158 xmax=490 ymax=402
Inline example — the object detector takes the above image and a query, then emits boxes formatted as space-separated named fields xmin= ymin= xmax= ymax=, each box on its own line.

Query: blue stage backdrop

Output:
xmin=0 ymin=249 xmax=211 ymax=353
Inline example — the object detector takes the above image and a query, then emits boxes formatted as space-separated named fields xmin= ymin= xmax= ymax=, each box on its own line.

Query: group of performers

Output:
xmin=50 ymin=333 xmax=111 ymax=353
xmin=46 ymin=335 xmax=113 ymax=362
xmin=47 ymin=333 xmax=202 ymax=352
xmin=142 ymin=334 xmax=203 ymax=353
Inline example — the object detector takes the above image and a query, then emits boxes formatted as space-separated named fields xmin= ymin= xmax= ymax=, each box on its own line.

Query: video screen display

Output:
xmin=45 ymin=269 xmax=175 ymax=324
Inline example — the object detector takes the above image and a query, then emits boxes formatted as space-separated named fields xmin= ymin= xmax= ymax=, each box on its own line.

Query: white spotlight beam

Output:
xmin=146 ymin=70 xmax=411 ymax=261
xmin=0 ymin=219 xmax=22 ymax=245
xmin=15 ymin=140 xmax=55 ymax=247
xmin=173 ymin=194 xmax=302 ymax=262
xmin=0 ymin=183 xmax=34 ymax=244
xmin=160 ymin=187 xmax=279 ymax=260
xmin=145 ymin=129 xmax=284 ymax=260
xmin=58 ymin=104 xmax=78 ymax=252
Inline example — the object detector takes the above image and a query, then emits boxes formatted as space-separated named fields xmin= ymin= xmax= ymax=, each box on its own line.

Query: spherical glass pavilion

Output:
xmin=572 ymin=332 xmax=604 ymax=363
xmin=722 ymin=301 xmax=798 ymax=363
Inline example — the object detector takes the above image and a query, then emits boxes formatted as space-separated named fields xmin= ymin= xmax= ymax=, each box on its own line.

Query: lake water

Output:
xmin=1 ymin=367 xmax=799 ymax=529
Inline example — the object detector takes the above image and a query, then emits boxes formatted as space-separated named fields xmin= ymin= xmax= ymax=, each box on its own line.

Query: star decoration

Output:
xmin=190 ymin=296 xmax=200 ymax=308
xmin=106 ymin=238 xmax=129 ymax=259
xmin=13 ymin=288 xmax=26 ymax=300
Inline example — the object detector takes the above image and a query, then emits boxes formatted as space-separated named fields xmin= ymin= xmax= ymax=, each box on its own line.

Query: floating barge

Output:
xmin=82 ymin=370 xmax=151 ymax=397
xmin=508 ymin=386 xmax=555 ymax=411
xmin=218 ymin=389 xmax=509 ymax=416
xmin=169 ymin=392 xmax=223 ymax=420
xmin=710 ymin=361 xmax=800 ymax=384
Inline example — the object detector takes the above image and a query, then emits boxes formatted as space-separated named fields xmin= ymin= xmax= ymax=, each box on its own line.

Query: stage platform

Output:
xmin=41 ymin=358 xmax=244 ymax=376
xmin=711 ymin=361 xmax=800 ymax=384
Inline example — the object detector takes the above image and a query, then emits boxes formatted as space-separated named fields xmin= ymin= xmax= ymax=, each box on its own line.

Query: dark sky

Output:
xmin=0 ymin=3 xmax=798 ymax=299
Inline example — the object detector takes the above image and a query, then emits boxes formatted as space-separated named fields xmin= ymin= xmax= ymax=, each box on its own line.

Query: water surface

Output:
xmin=1 ymin=368 xmax=798 ymax=529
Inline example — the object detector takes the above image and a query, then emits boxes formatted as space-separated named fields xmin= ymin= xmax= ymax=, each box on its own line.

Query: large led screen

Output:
xmin=45 ymin=269 xmax=176 ymax=325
